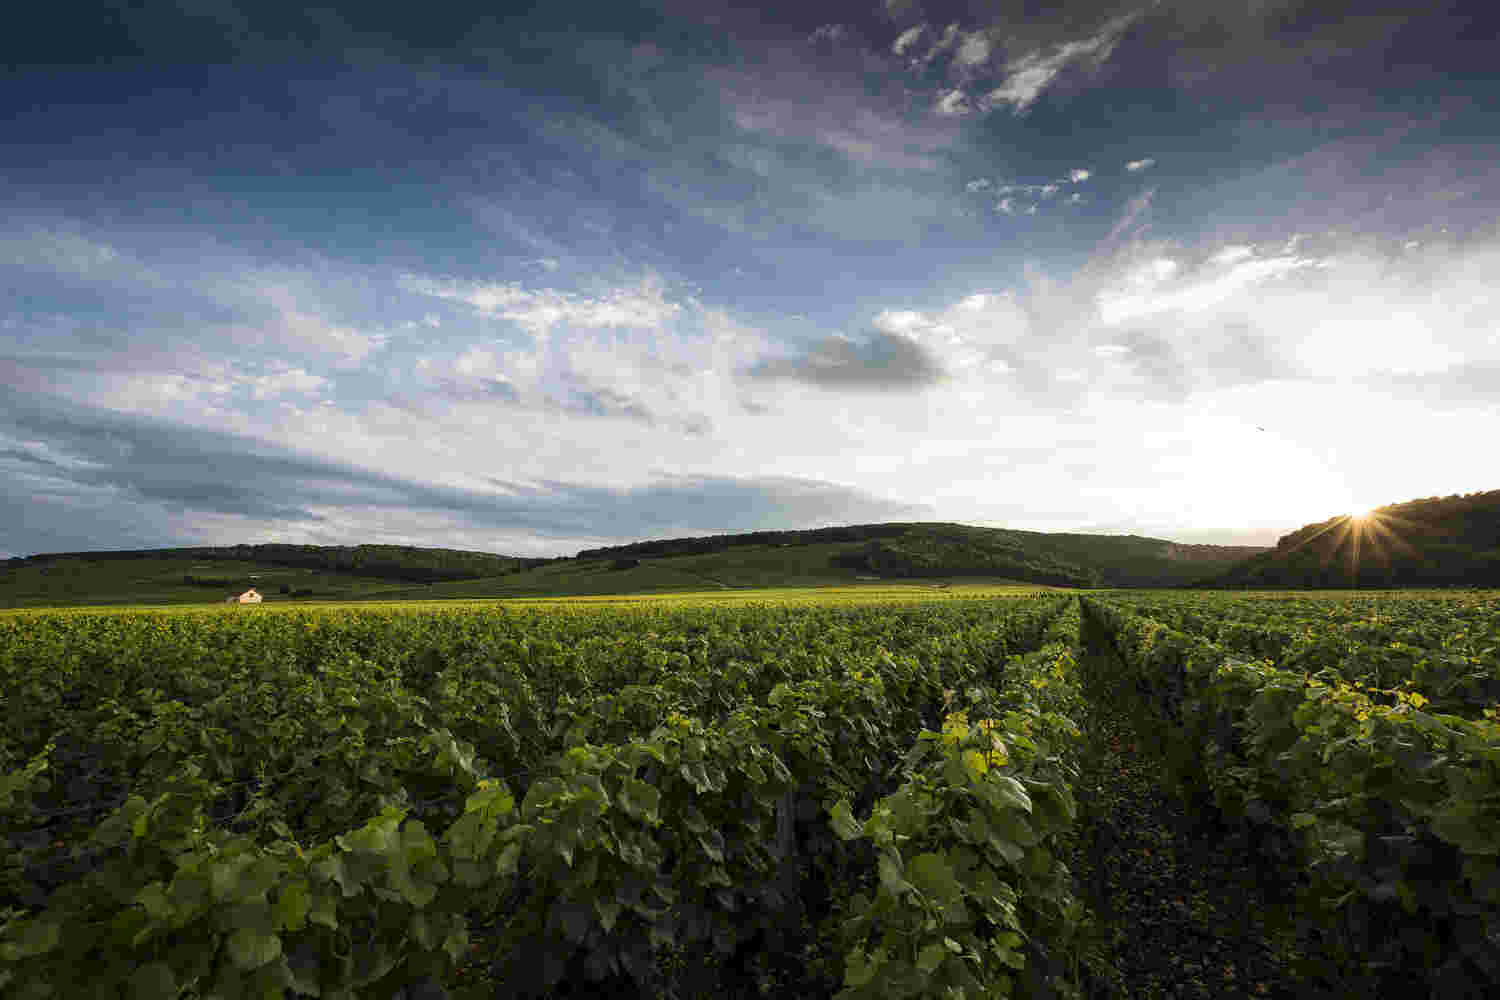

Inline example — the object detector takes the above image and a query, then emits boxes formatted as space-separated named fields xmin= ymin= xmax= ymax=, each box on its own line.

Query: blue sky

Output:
xmin=3 ymin=0 xmax=1498 ymax=557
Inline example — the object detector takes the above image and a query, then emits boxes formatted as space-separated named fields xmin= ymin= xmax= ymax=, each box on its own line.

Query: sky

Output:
xmin=3 ymin=0 xmax=1499 ymax=558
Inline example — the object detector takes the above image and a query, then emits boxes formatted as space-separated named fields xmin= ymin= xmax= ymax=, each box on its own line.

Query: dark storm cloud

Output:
xmin=745 ymin=331 xmax=947 ymax=389
xmin=0 ymin=390 xmax=915 ymax=556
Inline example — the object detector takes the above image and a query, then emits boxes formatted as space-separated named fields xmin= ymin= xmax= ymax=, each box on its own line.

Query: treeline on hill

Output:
xmin=575 ymin=523 xmax=916 ymax=560
xmin=829 ymin=525 xmax=1102 ymax=587
xmin=3 ymin=544 xmax=551 ymax=583
xmin=1209 ymin=489 xmax=1500 ymax=588
xmin=822 ymin=525 xmax=1268 ymax=589
xmin=580 ymin=522 xmax=1268 ymax=589
xmin=982 ymin=531 xmax=1267 ymax=588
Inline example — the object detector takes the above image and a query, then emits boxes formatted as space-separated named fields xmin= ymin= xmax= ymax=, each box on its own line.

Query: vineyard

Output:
xmin=1 ymin=590 xmax=1497 ymax=998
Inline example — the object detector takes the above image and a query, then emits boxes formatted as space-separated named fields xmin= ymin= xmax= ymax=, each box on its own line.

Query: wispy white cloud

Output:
xmin=891 ymin=25 xmax=925 ymax=56
xmin=240 ymin=367 xmax=329 ymax=400
xmin=981 ymin=14 xmax=1138 ymax=113
xmin=724 ymin=79 xmax=955 ymax=171
xmin=1104 ymin=188 xmax=1155 ymax=243
xmin=1096 ymin=251 xmax=1328 ymax=325
xmin=935 ymin=89 xmax=971 ymax=116
xmin=245 ymin=283 xmax=387 ymax=363
xmin=403 ymin=275 xmax=681 ymax=336
xmin=954 ymin=30 xmax=993 ymax=67
xmin=896 ymin=22 xmax=963 ymax=70
xmin=1210 ymin=245 xmax=1255 ymax=266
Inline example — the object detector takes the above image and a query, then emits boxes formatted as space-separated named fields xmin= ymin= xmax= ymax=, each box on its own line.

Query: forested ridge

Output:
xmin=1208 ymin=490 xmax=1500 ymax=588
xmin=2 ymin=544 xmax=550 ymax=583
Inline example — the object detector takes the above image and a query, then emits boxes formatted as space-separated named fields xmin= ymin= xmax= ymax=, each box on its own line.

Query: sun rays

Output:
xmin=1277 ymin=506 xmax=1424 ymax=581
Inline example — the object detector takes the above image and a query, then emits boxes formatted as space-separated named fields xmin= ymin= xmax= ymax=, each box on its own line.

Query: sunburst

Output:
xmin=1278 ymin=506 xmax=1422 ymax=583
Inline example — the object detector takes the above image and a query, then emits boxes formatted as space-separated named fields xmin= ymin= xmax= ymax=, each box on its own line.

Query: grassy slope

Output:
xmin=0 ymin=523 xmax=1273 ymax=607
xmin=383 ymin=541 xmax=1031 ymax=599
xmin=0 ymin=557 xmax=419 ymax=608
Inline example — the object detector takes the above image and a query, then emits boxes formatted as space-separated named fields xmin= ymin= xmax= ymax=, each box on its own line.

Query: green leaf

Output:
xmin=211 ymin=854 xmax=257 ymax=903
xmin=134 ymin=882 xmax=172 ymax=921
xmin=618 ymin=777 xmax=661 ymax=824
xmin=906 ymin=852 xmax=962 ymax=903
xmin=497 ymin=841 xmax=523 ymax=877
xmin=697 ymin=829 xmax=725 ymax=863
xmin=336 ymin=807 xmax=403 ymax=855
xmin=311 ymin=854 xmax=359 ymax=898
xmin=878 ymin=853 xmax=913 ymax=897
xmin=829 ymin=799 xmax=863 ymax=841
xmin=307 ymin=888 xmax=339 ymax=929
xmin=410 ymin=911 xmax=436 ymax=950
xmin=443 ymin=925 xmax=469 ymax=964
xmin=274 ymin=880 xmax=311 ymax=933
xmin=988 ymin=836 xmax=1025 ymax=866
xmin=1290 ymin=812 xmax=1317 ymax=830
xmin=129 ymin=961 xmax=178 ymax=1000
xmin=983 ymin=775 xmax=1032 ymax=814
xmin=916 ymin=940 xmax=949 ymax=973
xmin=845 ymin=947 xmax=878 ymax=988
xmin=227 ymin=927 xmax=282 ymax=970
xmin=1 ymin=917 xmax=61 ymax=960
xmin=1432 ymin=804 xmax=1500 ymax=855
xmin=595 ymin=898 xmax=623 ymax=933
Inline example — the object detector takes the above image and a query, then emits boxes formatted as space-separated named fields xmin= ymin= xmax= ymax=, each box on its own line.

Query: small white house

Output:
xmin=227 ymin=588 xmax=263 ymax=604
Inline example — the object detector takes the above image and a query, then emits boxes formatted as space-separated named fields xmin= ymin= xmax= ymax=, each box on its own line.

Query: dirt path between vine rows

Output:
xmin=1068 ymin=648 xmax=1310 ymax=1000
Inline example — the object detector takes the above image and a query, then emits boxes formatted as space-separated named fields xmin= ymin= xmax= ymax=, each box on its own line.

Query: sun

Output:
xmin=1350 ymin=508 xmax=1375 ymax=521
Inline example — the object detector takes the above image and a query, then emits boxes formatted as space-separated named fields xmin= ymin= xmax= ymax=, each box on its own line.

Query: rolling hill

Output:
xmin=16 ymin=487 xmax=1498 ymax=607
xmin=0 ymin=526 xmax=1267 ymax=606
xmin=0 ymin=544 xmax=551 ymax=607
xmin=1207 ymin=490 xmax=1500 ymax=588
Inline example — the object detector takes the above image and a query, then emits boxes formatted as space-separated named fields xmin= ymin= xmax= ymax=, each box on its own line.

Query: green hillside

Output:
xmin=1208 ymin=490 xmax=1500 ymax=588
xmin=0 ymin=544 xmax=548 ymax=608
xmin=0 ymin=524 xmax=1271 ymax=606
xmin=370 ymin=523 xmax=1265 ymax=600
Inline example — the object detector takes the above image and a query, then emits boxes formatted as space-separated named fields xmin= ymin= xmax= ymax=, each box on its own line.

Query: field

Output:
xmin=0 ymin=546 xmax=1057 ymax=609
xmin=0 ymin=557 xmax=424 ymax=608
xmin=0 ymin=580 xmax=1058 ymax=618
xmin=1 ymin=588 xmax=1497 ymax=999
